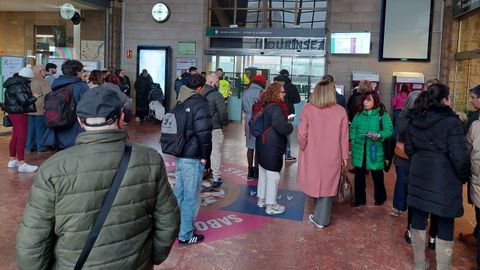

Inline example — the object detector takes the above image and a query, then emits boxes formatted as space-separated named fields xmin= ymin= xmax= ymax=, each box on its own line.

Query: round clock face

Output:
xmin=152 ymin=3 xmax=170 ymax=23
xmin=60 ymin=3 xmax=76 ymax=20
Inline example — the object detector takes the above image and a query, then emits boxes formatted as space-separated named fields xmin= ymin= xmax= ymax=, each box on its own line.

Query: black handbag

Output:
xmin=3 ymin=114 xmax=12 ymax=127
xmin=379 ymin=115 xmax=395 ymax=172
xmin=74 ymin=144 xmax=132 ymax=270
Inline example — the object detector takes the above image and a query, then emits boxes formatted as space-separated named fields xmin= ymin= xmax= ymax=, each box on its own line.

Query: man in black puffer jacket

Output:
xmin=204 ymin=74 xmax=228 ymax=188
xmin=274 ymin=70 xmax=300 ymax=161
xmin=174 ymin=74 xmax=213 ymax=245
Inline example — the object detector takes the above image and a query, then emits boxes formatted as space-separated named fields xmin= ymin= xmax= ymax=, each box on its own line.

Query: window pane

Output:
xmin=313 ymin=10 xmax=326 ymax=21
xmin=219 ymin=56 xmax=235 ymax=73
xmin=210 ymin=9 xmax=235 ymax=27
xmin=299 ymin=11 xmax=313 ymax=23
xmin=212 ymin=0 xmax=236 ymax=8
xmin=244 ymin=9 xmax=264 ymax=28
xmin=247 ymin=0 xmax=263 ymax=8
xmin=312 ymin=22 xmax=325 ymax=28
xmin=252 ymin=56 xmax=282 ymax=72
xmin=270 ymin=0 xmax=296 ymax=9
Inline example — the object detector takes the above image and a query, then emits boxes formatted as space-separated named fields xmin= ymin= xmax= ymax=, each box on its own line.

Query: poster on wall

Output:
xmin=176 ymin=57 xmax=197 ymax=77
xmin=1 ymin=56 xmax=25 ymax=79
xmin=0 ymin=56 xmax=25 ymax=103
xmin=81 ymin=40 xmax=105 ymax=69
xmin=178 ymin=41 xmax=196 ymax=55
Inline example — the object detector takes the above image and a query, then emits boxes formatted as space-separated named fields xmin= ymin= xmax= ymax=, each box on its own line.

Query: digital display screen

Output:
xmin=138 ymin=49 xmax=167 ymax=92
xmin=330 ymin=32 xmax=371 ymax=54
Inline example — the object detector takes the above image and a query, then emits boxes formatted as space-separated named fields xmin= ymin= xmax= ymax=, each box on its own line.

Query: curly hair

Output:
xmin=262 ymin=82 xmax=284 ymax=104
xmin=104 ymin=74 xmax=120 ymax=85
xmin=358 ymin=91 xmax=386 ymax=115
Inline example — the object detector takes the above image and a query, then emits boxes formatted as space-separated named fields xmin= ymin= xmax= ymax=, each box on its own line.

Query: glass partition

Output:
xmin=207 ymin=54 xmax=325 ymax=100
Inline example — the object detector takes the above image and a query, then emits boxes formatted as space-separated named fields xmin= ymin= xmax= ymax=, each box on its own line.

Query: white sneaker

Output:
xmin=257 ymin=198 xmax=266 ymax=208
xmin=7 ymin=159 xmax=19 ymax=168
xmin=265 ymin=203 xmax=285 ymax=215
xmin=18 ymin=163 xmax=38 ymax=173
xmin=135 ymin=117 xmax=141 ymax=122
xmin=308 ymin=214 xmax=325 ymax=229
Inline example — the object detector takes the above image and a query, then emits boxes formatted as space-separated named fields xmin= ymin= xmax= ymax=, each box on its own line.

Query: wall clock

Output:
xmin=152 ymin=2 xmax=170 ymax=23
xmin=60 ymin=3 xmax=76 ymax=20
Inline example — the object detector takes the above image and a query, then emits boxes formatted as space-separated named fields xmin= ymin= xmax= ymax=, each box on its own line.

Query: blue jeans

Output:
xmin=393 ymin=165 xmax=408 ymax=211
xmin=174 ymin=157 xmax=205 ymax=241
xmin=285 ymin=135 xmax=291 ymax=157
xmin=26 ymin=115 xmax=47 ymax=152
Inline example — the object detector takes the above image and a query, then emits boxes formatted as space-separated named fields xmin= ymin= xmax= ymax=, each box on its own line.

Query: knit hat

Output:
xmin=279 ymin=69 xmax=289 ymax=76
xmin=18 ymin=65 xmax=34 ymax=78
xmin=252 ymin=74 xmax=267 ymax=85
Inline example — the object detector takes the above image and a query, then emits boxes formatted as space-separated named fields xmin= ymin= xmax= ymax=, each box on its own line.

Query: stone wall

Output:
xmin=123 ymin=0 xmax=208 ymax=109
xmin=327 ymin=0 xmax=444 ymax=110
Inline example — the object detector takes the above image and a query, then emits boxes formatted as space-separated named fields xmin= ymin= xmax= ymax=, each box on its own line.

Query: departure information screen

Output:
xmin=330 ymin=32 xmax=371 ymax=54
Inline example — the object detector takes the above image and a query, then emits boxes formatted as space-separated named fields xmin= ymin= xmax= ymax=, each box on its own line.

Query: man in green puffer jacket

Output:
xmin=15 ymin=86 xmax=180 ymax=270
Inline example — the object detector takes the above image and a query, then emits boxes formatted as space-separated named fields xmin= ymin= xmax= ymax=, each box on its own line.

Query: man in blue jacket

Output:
xmin=43 ymin=60 xmax=89 ymax=149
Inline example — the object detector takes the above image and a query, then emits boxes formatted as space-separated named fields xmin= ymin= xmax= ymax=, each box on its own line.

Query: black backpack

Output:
xmin=44 ymin=84 xmax=76 ymax=128
xmin=160 ymin=102 xmax=189 ymax=156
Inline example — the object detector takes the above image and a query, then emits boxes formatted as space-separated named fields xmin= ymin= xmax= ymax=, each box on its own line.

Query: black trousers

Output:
xmin=354 ymin=166 xmax=387 ymax=204
xmin=410 ymin=206 xmax=454 ymax=241
xmin=474 ymin=206 xmax=480 ymax=237
xmin=407 ymin=206 xmax=438 ymax=238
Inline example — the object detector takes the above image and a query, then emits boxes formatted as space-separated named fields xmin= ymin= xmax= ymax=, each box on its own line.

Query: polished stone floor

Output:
xmin=0 ymin=121 xmax=476 ymax=270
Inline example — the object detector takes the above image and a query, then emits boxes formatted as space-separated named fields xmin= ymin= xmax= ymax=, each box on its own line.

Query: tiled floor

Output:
xmin=0 ymin=121 xmax=476 ymax=269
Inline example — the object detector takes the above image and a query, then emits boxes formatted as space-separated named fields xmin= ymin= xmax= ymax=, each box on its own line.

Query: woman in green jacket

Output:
xmin=350 ymin=91 xmax=394 ymax=207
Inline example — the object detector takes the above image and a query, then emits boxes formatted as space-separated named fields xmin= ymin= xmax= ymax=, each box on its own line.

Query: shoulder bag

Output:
xmin=338 ymin=171 xmax=353 ymax=204
xmin=379 ymin=115 xmax=395 ymax=172
xmin=3 ymin=114 xmax=12 ymax=127
xmin=74 ymin=144 xmax=132 ymax=270
xmin=394 ymin=141 xmax=408 ymax=160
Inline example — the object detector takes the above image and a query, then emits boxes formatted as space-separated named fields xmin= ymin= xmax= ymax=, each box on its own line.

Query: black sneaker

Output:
xmin=285 ymin=156 xmax=297 ymax=161
xmin=427 ymin=236 xmax=435 ymax=250
xmin=247 ymin=167 xmax=254 ymax=180
xmin=179 ymin=234 xmax=205 ymax=246
xmin=212 ymin=178 xmax=223 ymax=188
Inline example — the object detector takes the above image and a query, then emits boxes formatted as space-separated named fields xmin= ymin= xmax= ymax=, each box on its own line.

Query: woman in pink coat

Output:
xmin=297 ymin=80 xmax=349 ymax=228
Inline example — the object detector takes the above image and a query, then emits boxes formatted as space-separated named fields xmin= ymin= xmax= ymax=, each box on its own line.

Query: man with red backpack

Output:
xmin=43 ymin=60 xmax=89 ymax=149
xmin=242 ymin=75 xmax=267 ymax=179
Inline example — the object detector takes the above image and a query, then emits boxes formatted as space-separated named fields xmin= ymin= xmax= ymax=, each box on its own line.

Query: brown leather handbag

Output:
xmin=394 ymin=141 xmax=408 ymax=160
xmin=338 ymin=172 xmax=353 ymax=204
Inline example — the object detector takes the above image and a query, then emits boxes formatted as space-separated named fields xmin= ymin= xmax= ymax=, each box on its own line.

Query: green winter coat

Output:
xmin=15 ymin=130 xmax=180 ymax=270
xmin=350 ymin=108 xmax=394 ymax=170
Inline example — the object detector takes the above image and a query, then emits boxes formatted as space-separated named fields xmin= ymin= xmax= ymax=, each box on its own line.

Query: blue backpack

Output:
xmin=249 ymin=103 xmax=274 ymax=137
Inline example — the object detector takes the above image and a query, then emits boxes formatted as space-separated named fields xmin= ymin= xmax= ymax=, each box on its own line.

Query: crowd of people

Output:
xmin=3 ymin=61 xmax=479 ymax=269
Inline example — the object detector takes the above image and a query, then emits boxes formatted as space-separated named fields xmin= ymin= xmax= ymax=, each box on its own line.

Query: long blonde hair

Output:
xmin=310 ymin=80 xmax=337 ymax=108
